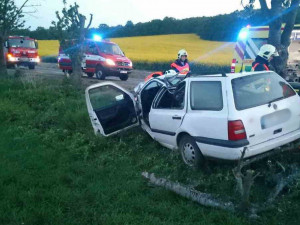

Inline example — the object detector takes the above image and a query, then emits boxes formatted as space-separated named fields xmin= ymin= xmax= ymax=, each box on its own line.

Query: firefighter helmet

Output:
xmin=178 ymin=49 xmax=188 ymax=59
xmin=164 ymin=69 xmax=177 ymax=76
xmin=258 ymin=44 xmax=279 ymax=60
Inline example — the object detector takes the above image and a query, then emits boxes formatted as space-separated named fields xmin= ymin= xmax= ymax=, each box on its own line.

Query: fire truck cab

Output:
xmin=58 ymin=38 xmax=133 ymax=81
xmin=5 ymin=36 xmax=40 ymax=70
xmin=232 ymin=25 xmax=300 ymax=81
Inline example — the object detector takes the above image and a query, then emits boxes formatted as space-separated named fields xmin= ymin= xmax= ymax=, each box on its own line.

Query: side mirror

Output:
xmin=4 ymin=41 xmax=9 ymax=48
xmin=123 ymin=51 xmax=125 ymax=56
xmin=35 ymin=41 xmax=39 ymax=49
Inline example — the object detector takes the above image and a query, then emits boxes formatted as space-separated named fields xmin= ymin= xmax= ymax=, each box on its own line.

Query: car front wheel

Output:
xmin=179 ymin=135 xmax=205 ymax=169
xmin=95 ymin=66 xmax=105 ymax=80
xmin=119 ymin=73 xmax=128 ymax=81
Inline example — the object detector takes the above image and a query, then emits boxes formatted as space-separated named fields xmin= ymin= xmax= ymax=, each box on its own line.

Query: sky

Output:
xmin=16 ymin=0 xmax=245 ymax=30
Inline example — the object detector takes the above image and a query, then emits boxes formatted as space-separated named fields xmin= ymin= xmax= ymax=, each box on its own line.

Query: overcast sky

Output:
xmin=16 ymin=0 xmax=245 ymax=29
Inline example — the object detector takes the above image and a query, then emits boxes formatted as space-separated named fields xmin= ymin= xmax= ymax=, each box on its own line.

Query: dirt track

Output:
xmin=8 ymin=63 xmax=152 ymax=90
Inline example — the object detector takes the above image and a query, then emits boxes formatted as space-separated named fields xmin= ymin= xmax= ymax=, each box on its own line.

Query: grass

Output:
xmin=38 ymin=34 xmax=234 ymax=66
xmin=0 ymin=75 xmax=299 ymax=225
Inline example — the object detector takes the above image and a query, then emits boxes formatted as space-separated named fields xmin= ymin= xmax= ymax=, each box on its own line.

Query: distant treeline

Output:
xmin=11 ymin=9 xmax=300 ymax=41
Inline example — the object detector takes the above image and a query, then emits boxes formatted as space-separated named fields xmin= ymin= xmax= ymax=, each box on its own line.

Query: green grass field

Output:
xmin=0 ymin=75 xmax=300 ymax=225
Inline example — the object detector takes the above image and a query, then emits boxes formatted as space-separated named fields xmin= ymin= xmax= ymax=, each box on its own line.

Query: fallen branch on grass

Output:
xmin=141 ymin=172 xmax=235 ymax=212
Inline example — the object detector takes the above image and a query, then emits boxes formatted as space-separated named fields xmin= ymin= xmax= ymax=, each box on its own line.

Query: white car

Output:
xmin=85 ymin=71 xmax=300 ymax=167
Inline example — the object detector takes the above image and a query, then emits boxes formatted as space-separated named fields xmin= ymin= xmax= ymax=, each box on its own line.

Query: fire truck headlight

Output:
xmin=7 ymin=54 xmax=16 ymax=62
xmin=36 ymin=56 xmax=40 ymax=63
xmin=106 ymin=58 xmax=115 ymax=66
xmin=238 ymin=30 xmax=249 ymax=40
xmin=129 ymin=61 xmax=133 ymax=67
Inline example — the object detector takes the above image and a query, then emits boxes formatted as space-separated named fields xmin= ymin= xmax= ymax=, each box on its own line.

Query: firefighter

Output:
xmin=171 ymin=49 xmax=190 ymax=74
xmin=252 ymin=44 xmax=279 ymax=71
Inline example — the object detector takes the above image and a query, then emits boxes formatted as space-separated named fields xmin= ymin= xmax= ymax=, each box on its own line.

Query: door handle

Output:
xmin=172 ymin=115 xmax=182 ymax=120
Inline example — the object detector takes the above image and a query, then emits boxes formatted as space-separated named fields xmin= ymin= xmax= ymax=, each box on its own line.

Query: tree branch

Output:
xmin=142 ymin=172 xmax=235 ymax=212
xmin=259 ymin=0 xmax=270 ymax=11
xmin=86 ymin=14 xmax=93 ymax=30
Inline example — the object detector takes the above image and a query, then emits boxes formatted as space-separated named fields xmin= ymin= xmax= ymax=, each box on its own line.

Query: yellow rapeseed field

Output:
xmin=38 ymin=34 xmax=234 ymax=65
xmin=38 ymin=40 xmax=59 ymax=57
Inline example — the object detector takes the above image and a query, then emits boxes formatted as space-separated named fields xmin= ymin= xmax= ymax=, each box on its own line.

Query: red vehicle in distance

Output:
xmin=58 ymin=38 xmax=133 ymax=81
xmin=5 ymin=36 xmax=40 ymax=70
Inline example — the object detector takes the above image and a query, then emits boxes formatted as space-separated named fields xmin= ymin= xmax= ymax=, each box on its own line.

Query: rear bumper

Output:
xmin=196 ymin=129 xmax=300 ymax=160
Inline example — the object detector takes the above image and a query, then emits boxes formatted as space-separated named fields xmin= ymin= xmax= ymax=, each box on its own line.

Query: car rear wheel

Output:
xmin=119 ymin=73 xmax=128 ymax=81
xmin=179 ymin=135 xmax=205 ymax=169
xmin=87 ymin=73 xmax=94 ymax=78
xmin=95 ymin=66 xmax=105 ymax=80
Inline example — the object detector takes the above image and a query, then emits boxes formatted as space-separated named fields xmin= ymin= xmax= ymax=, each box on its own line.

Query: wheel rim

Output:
xmin=96 ymin=70 xmax=103 ymax=79
xmin=182 ymin=142 xmax=196 ymax=166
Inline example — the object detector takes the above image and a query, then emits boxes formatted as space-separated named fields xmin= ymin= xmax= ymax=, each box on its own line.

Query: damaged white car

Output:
xmin=85 ymin=71 xmax=300 ymax=167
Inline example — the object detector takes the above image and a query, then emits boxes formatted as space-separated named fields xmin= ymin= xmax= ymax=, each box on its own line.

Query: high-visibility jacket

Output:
xmin=171 ymin=59 xmax=190 ymax=74
xmin=252 ymin=63 xmax=270 ymax=71
xmin=252 ymin=56 xmax=270 ymax=71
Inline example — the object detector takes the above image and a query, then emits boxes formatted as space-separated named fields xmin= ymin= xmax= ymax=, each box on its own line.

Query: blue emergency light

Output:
xmin=93 ymin=34 xmax=102 ymax=42
xmin=238 ymin=29 xmax=249 ymax=40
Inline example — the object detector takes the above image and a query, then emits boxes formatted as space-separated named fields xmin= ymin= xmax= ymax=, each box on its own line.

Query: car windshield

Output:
xmin=232 ymin=72 xmax=296 ymax=110
xmin=8 ymin=39 xmax=36 ymax=48
xmin=96 ymin=42 xmax=124 ymax=56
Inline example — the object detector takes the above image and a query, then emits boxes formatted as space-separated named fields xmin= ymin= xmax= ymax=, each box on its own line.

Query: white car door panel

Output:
xmin=149 ymin=82 xmax=187 ymax=147
xmin=181 ymin=78 xmax=228 ymax=142
xmin=85 ymin=82 xmax=139 ymax=136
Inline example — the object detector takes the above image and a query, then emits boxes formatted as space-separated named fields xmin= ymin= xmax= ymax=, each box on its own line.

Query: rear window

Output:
xmin=190 ymin=81 xmax=223 ymax=111
xmin=232 ymin=72 xmax=296 ymax=110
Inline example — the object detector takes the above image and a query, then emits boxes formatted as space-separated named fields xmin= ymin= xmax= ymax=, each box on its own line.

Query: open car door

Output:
xmin=85 ymin=82 xmax=139 ymax=136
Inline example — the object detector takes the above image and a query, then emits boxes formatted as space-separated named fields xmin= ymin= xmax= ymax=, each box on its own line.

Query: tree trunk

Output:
xmin=70 ymin=15 xmax=86 ymax=88
xmin=0 ymin=35 xmax=8 ymax=76
xmin=268 ymin=0 xmax=284 ymax=75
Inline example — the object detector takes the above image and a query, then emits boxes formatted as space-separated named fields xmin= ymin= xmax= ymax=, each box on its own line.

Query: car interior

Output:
xmin=89 ymin=86 xmax=137 ymax=135
xmin=140 ymin=81 xmax=163 ymax=125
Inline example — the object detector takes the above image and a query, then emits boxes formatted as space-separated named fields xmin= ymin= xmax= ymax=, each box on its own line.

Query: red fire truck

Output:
xmin=5 ymin=36 xmax=40 ymax=70
xmin=58 ymin=37 xmax=133 ymax=81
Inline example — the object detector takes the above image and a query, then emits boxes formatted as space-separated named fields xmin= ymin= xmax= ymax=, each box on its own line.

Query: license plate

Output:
xmin=120 ymin=70 xmax=127 ymax=74
xmin=20 ymin=58 xmax=29 ymax=62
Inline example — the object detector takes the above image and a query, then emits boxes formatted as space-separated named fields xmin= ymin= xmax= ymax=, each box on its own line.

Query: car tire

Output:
xmin=87 ymin=72 xmax=94 ymax=78
xmin=119 ymin=73 xmax=128 ymax=81
xmin=95 ymin=66 xmax=105 ymax=80
xmin=179 ymin=135 xmax=205 ymax=169
xmin=6 ymin=63 xmax=15 ymax=69
xmin=28 ymin=64 xmax=35 ymax=70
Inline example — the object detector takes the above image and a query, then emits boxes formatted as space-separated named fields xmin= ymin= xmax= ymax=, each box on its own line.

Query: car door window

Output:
xmin=190 ymin=81 xmax=223 ymax=111
xmin=155 ymin=82 xmax=185 ymax=109
xmin=88 ymin=85 xmax=137 ymax=135
xmin=86 ymin=42 xmax=98 ymax=55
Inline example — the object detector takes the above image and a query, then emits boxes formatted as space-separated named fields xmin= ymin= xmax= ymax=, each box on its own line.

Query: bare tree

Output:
xmin=52 ymin=0 xmax=93 ymax=87
xmin=242 ymin=0 xmax=300 ymax=77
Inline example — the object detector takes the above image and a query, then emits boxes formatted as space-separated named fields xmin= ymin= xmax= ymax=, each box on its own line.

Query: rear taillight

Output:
xmin=231 ymin=59 xmax=236 ymax=73
xmin=228 ymin=120 xmax=247 ymax=141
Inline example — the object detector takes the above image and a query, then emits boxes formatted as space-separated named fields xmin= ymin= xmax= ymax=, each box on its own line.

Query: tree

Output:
xmin=243 ymin=0 xmax=300 ymax=77
xmin=0 ymin=0 xmax=32 ymax=75
xmin=52 ymin=0 xmax=93 ymax=87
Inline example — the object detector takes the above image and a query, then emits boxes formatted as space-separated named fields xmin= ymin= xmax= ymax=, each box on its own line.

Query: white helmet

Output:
xmin=164 ymin=69 xmax=177 ymax=76
xmin=258 ymin=44 xmax=279 ymax=60
xmin=178 ymin=49 xmax=188 ymax=59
